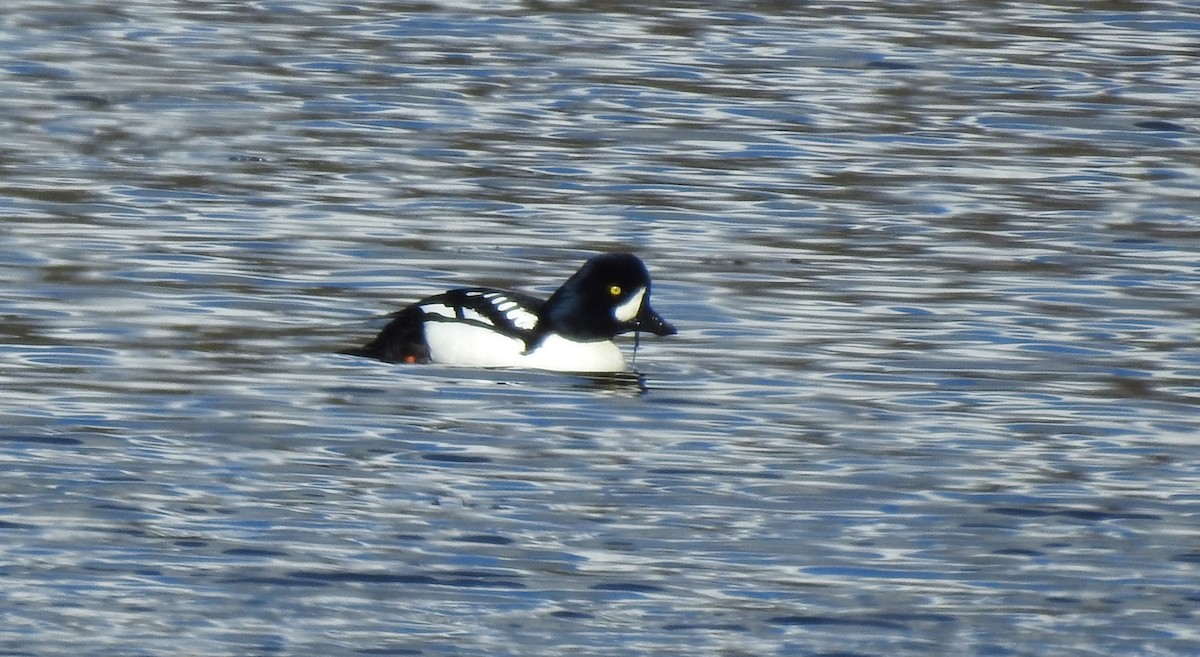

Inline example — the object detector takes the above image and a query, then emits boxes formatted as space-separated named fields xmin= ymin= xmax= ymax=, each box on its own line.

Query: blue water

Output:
xmin=3 ymin=1 xmax=1199 ymax=655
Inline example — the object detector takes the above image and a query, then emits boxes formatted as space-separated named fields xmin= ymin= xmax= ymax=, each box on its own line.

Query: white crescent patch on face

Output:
xmin=612 ymin=286 xmax=646 ymax=323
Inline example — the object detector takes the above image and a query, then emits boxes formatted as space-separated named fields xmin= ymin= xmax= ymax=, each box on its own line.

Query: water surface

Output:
xmin=2 ymin=1 xmax=1199 ymax=656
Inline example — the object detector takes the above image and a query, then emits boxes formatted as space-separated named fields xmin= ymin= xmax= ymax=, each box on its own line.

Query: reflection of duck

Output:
xmin=342 ymin=253 xmax=675 ymax=372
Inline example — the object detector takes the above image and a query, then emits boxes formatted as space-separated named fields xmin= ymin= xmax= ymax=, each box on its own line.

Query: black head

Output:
xmin=539 ymin=253 xmax=677 ymax=342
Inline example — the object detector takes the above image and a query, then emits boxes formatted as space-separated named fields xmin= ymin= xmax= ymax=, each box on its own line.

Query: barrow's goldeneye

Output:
xmin=341 ymin=253 xmax=676 ymax=372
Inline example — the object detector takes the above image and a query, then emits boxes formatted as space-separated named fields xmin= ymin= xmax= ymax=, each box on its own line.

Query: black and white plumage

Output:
xmin=342 ymin=253 xmax=676 ymax=372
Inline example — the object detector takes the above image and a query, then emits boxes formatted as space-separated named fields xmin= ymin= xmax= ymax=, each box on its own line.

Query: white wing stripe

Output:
xmin=422 ymin=303 xmax=456 ymax=319
xmin=506 ymin=308 xmax=538 ymax=330
xmin=461 ymin=308 xmax=490 ymax=325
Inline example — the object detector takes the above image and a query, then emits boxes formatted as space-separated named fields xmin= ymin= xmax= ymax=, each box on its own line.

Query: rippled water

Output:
xmin=3 ymin=1 xmax=1199 ymax=655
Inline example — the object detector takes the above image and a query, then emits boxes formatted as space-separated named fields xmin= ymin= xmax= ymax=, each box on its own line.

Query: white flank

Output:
xmin=521 ymin=334 xmax=627 ymax=372
xmin=612 ymin=287 xmax=646 ymax=323
xmin=424 ymin=321 xmax=527 ymax=367
xmin=425 ymin=322 xmax=626 ymax=372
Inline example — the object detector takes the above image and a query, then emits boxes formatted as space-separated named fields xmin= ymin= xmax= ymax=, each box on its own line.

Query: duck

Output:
xmin=341 ymin=253 xmax=675 ymax=372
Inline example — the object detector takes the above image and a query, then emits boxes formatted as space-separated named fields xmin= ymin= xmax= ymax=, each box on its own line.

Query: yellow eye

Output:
xmin=609 ymin=285 xmax=622 ymax=296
